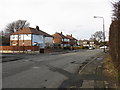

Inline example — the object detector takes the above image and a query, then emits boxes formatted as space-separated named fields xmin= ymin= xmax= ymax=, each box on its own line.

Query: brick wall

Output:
xmin=52 ymin=33 xmax=62 ymax=44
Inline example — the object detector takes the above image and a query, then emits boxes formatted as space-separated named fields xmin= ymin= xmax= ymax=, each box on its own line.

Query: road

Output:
xmin=2 ymin=49 xmax=103 ymax=88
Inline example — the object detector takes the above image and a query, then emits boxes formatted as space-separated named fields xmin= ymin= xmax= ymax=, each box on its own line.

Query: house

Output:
xmin=66 ymin=34 xmax=78 ymax=47
xmin=79 ymin=40 xmax=96 ymax=47
xmin=52 ymin=32 xmax=70 ymax=48
xmin=79 ymin=40 xmax=89 ymax=47
xmin=89 ymin=40 xmax=95 ymax=47
xmin=10 ymin=26 xmax=53 ymax=49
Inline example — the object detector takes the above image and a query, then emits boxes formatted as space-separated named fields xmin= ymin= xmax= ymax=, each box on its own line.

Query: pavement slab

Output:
xmin=79 ymin=54 xmax=109 ymax=89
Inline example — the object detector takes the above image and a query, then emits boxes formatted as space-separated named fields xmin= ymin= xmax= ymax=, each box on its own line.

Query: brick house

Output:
xmin=79 ymin=40 xmax=96 ymax=47
xmin=79 ymin=40 xmax=89 ymax=47
xmin=89 ymin=40 xmax=96 ymax=47
xmin=66 ymin=34 xmax=78 ymax=47
xmin=52 ymin=32 xmax=70 ymax=48
xmin=10 ymin=26 xmax=53 ymax=49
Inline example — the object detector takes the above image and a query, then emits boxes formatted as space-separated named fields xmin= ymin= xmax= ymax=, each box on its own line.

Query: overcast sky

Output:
xmin=0 ymin=0 xmax=115 ymax=40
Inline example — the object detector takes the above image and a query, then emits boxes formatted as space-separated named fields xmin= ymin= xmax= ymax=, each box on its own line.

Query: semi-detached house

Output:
xmin=66 ymin=34 xmax=78 ymax=47
xmin=10 ymin=26 xmax=53 ymax=49
xmin=52 ymin=32 xmax=70 ymax=48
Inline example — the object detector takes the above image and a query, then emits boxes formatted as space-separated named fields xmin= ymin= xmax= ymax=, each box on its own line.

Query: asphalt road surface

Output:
xmin=2 ymin=49 xmax=103 ymax=88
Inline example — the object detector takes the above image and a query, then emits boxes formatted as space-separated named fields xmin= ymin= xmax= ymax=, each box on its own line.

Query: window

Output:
xmin=12 ymin=36 xmax=15 ymax=39
xmin=19 ymin=36 xmax=21 ymax=39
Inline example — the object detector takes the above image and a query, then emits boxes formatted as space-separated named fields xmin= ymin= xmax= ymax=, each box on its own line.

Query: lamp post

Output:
xmin=93 ymin=16 xmax=106 ymax=52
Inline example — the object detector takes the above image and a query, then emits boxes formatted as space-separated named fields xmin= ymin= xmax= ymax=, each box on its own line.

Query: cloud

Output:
xmin=0 ymin=0 xmax=112 ymax=40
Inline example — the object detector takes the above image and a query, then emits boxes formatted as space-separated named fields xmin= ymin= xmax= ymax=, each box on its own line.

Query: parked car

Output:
xmin=83 ymin=46 xmax=89 ymax=49
xmin=100 ymin=46 xmax=108 ymax=49
xmin=89 ymin=46 xmax=95 ymax=50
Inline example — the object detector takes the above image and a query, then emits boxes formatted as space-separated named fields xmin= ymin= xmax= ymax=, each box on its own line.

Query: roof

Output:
xmin=52 ymin=32 xmax=69 ymax=39
xmin=11 ymin=27 xmax=53 ymax=37
xmin=79 ymin=40 xmax=89 ymax=42
xmin=57 ymin=33 xmax=68 ymax=39
xmin=66 ymin=35 xmax=77 ymax=40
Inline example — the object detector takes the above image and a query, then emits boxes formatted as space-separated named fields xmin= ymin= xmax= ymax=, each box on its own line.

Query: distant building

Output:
xmin=79 ymin=40 xmax=96 ymax=47
xmin=89 ymin=40 xmax=96 ymax=47
xmin=52 ymin=32 xmax=70 ymax=48
xmin=82 ymin=40 xmax=89 ymax=47
xmin=10 ymin=26 xmax=53 ymax=49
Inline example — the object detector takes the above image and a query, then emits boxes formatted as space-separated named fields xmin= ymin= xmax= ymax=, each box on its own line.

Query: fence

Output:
xmin=0 ymin=46 xmax=40 ymax=53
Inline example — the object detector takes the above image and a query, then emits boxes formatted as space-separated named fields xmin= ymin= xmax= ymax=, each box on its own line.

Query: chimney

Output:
xmin=61 ymin=32 xmax=62 ymax=34
xmin=36 ymin=26 xmax=39 ymax=31
xmin=71 ymin=34 xmax=72 ymax=37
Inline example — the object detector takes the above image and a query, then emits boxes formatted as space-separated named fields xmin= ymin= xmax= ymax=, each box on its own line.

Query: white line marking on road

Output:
xmin=32 ymin=66 xmax=40 ymax=69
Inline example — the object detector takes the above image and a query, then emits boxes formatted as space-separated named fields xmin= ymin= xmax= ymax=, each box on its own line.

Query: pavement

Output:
xmin=59 ymin=53 xmax=109 ymax=89
xmin=79 ymin=54 xmax=109 ymax=88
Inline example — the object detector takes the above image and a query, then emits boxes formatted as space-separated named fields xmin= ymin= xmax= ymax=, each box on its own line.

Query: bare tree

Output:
xmin=112 ymin=1 xmax=120 ymax=21
xmin=90 ymin=31 xmax=103 ymax=42
xmin=5 ymin=20 xmax=30 ymax=35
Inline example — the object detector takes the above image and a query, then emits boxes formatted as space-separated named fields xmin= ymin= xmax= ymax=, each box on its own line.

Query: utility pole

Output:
xmin=94 ymin=16 xmax=106 ymax=52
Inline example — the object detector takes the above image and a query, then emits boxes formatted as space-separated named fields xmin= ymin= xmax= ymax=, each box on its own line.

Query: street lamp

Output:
xmin=93 ymin=16 xmax=106 ymax=52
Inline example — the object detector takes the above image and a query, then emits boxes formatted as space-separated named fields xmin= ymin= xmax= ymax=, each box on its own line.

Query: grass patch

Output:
xmin=103 ymin=55 xmax=118 ymax=88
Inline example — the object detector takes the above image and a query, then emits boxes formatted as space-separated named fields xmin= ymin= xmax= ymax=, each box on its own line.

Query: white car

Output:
xmin=89 ymin=46 xmax=95 ymax=50
xmin=100 ymin=46 xmax=108 ymax=49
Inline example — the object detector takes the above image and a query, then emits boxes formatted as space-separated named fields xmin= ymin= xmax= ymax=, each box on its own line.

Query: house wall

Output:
xmin=70 ymin=40 xmax=77 ymax=46
xmin=10 ymin=40 xmax=31 ymax=46
xmin=10 ymin=34 xmax=32 ymax=46
xmin=10 ymin=34 xmax=32 ymax=40
xmin=53 ymin=34 xmax=71 ymax=47
xmin=19 ymin=34 xmax=31 ymax=40
xmin=32 ymin=34 xmax=45 ymax=48
xmin=89 ymin=42 xmax=95 ymax=47
xmin=53 ymin=34 xmax=62 ymax=44
xmin=10 ymin=40 xmax=18 ymax=46
xmin=10 ymin=35 xmax=18 ymax=40
xmin=10 ymin=34 xmax=46 ymax=48
xmin=45 ymin=37 xmax=53 ymax=46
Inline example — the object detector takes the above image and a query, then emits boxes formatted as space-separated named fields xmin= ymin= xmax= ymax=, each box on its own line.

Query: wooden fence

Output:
xmin=0 ymin=46 xmax=40 ymax=53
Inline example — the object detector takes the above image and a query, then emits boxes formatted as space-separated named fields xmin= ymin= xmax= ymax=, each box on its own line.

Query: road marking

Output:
xmin=32 ymin=66 xmax=40 ymax=69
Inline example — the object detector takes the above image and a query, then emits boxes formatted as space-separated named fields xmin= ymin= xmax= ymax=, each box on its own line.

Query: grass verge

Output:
xmin=103 ymin=54 xmax=118 ymax=88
